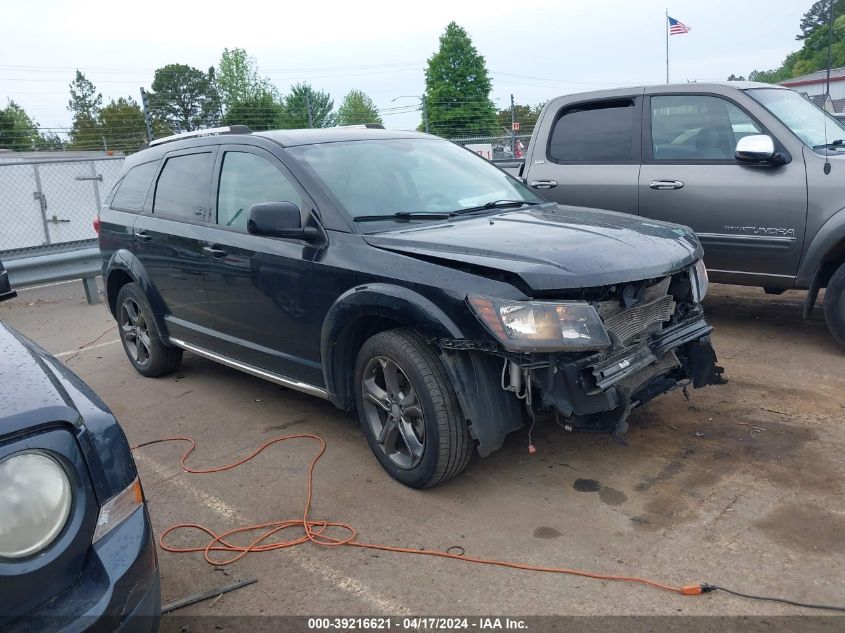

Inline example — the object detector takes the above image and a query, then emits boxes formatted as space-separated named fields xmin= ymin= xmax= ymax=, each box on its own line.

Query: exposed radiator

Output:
xmin=603 ymin=294 xmax=675 ymax=346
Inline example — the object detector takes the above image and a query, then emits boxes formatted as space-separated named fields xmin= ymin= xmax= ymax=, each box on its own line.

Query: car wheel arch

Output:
xmin=104 ymin=250 xmax=168 ymax=338
xmin=320 ymin=284 xmax=465 ymax=409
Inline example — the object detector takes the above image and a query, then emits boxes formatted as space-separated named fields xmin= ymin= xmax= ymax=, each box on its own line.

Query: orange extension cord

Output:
xmin=131 ymin=434 xmax=705 ymax=598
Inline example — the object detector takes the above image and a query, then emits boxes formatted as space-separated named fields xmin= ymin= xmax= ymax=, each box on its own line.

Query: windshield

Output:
xmin=748 ymin=87 xmax=845 ymax=149
xmin=287 ymin=138 xmax=542 ymax=225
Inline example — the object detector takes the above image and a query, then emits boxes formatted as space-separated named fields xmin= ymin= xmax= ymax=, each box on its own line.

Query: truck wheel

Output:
xmin=116 ymin=283 xmax=182 ymax=377
xmin=823 ymin=262 xmax=845 ymax=346
xmin=354 ymin=329 xmax=473 ymax=488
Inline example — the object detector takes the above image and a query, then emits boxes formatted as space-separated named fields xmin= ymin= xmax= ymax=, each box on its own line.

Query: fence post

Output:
xmin=510 ymin=94 xmax=516 ymax=154
xmin=32 ymin=164 xmax=51 ymax=245
xmin=140 ymin=87 xmax=154 ymax=141
xmin=422 ymin=95 xmax=429 ymax=134
xmin=306 ymin=94 xmax=314 ymax=128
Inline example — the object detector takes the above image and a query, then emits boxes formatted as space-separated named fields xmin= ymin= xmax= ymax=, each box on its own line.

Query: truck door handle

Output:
xmin=649 ymin=180 xmax=684 ymax=190
xmin=133 ymin=230 xmax=152 ymax=242
xmin=203 ymin=246 xmax=227 ymax=258
xmin=529 ymin=180 xmax=558 ymax=189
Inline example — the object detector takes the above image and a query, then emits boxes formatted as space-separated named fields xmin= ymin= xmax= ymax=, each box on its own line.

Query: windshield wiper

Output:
xmin=449 ymin=199 xmax=539 ymax=216
xmin=813 ymin=139 xmax=845 ymax=150
xmin=353 ymin=211 xmax=454 ymax=222
xmin=353 ymin=200 xmax=539 ymax=223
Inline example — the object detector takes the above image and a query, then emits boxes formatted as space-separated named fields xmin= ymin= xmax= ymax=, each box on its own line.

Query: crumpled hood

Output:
xmin=363 ymin=204 xmax=703 ymax=291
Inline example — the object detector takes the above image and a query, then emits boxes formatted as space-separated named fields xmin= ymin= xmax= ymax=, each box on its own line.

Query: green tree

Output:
xmin=0 ymin=101 xmax=60 ymax=151
xmin=277 ymin=82 xmax=335 ymax=128
xmin=495 ymin=103 xmax=542 ymax=133
xmin=217 ymin=48 xmax=273 ymax=112
xmin=67 ymin=70 xmax=102 ymax=148
xmin=148 ymin=64 xmax=221 ymax=132
xmin=336 ymin=90 xmax=382 ymax=126
xmin=0 ymin=101 xmax=39 ymax=150
xmin=798 ymin=0 xmax=845 ymax=39
xmin=726 ymin=73 xmax=747 ymax=81
xmin=749 ymin=1 xmax=845 ymax=82
xmin=99 ymin=97 xmax=148 ymax=153
xmin=424 ymin=22 xmax=498 ymax=137
xmin=223 ymin=92 xmax=284 ymax=131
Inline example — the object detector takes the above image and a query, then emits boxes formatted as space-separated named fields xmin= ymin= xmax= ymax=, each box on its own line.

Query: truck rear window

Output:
xmin=549 ymin=99 xmax=636 ymax=163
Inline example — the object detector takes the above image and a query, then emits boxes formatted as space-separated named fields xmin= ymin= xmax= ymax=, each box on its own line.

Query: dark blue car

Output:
xmin=0 ymin=282 xmax=160 ymax=631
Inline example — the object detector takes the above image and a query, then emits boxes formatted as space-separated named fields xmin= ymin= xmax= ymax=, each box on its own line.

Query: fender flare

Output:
xmin=320 ymin=284 xmax=464 ymax=406
xmin=797 ymin=208 xmax=845 ymax=287
xmin=320 ymin=283 xmax=523 ymax=457
xmin=103 ymin=249 xmax=169 ymax=338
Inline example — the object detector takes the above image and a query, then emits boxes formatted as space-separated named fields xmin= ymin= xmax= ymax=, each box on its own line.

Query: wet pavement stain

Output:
xmin=533 ymin=526 xmax=562 ymax=539
xmin=598 ymin=486 xmax=627 ymax=506
xmin=572 ymin=478 xmax=601 ymax=492
xmin=756 ymin=504 xmax=845 ymax=554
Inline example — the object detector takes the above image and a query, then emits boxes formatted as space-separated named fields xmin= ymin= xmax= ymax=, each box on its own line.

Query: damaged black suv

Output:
xmin=98 ymin=126 xmax=722 ymax=488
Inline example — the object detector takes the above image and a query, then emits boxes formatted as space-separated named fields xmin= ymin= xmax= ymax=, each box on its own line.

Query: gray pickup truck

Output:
xmin=504 ymin=82 xmax=845 ymax=344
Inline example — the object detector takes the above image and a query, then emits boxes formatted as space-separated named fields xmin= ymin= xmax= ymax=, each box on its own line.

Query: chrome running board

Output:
xmin=169 ymin=337 xmax=329 ymax=400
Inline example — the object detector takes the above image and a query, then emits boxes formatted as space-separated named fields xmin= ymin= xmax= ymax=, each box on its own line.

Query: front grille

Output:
xmin=602 ymin=294 xmax=675 ymax=346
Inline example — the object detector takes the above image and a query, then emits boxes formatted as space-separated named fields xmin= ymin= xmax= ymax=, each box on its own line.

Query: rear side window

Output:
xmin=549 ymin=99 xmax=637 ymax=162
xmin=153 ymin=152 xmax=213 ymax=221
xmin=111 ymin=161 xmax=158 ymax=212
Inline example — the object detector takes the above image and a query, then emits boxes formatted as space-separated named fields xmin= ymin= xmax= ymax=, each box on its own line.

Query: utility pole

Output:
xmin=422 ymin=95 xmax=429 ymax=134
xmin=827 ymin=0 xmax=835 ymax=97
xmin=665 ymin=8 xmax=669 ymax=84
xmin=510 ymin=93 xmax=516 ymax=154
xmin=306 ymin=93 xmax=314 ymax=128
xmin=139 ymin=87 xmax=154 ymax=142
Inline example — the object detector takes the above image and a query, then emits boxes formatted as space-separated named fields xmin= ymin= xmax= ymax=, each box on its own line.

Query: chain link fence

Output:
xmin=0 ymin=155 xmax=124 ymax=259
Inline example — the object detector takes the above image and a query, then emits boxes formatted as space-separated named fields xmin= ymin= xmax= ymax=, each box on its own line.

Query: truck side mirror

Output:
xmin=735 ymin=135 xmax=783 ymax=165
xmin=247 ymin=202 xmax=320 ymax=240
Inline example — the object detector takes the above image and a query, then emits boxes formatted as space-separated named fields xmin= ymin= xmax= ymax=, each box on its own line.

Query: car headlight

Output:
xmin=691 ymin=259 xmax=709 ymax=303
xmin=0 ymin=451 xmax=72 ymax=559
xmin=468 ymin=295 xmax=611 ymax=352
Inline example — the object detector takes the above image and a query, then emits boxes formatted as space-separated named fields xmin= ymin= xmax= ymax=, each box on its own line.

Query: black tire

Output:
xmin=823 ymin=261 xmax=845 ymax=346
xmin=116 ymin=282 xmax=182 ymax=377
xmin=354 ymin=329 xmax=473 ymax=488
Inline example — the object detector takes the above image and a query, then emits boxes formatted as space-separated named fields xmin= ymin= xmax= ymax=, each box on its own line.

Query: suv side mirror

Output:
xmin=247 ymin=202 xmax=320 ymax=240
xmin=735 ymin=135 xmax=783 ymax=165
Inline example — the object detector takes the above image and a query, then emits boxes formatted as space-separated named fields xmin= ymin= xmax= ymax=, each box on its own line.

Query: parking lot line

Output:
xmin=55 ymin=338 xmax=120 ymax=358
xmin=133 ymin=451 xmax=412 ymax=615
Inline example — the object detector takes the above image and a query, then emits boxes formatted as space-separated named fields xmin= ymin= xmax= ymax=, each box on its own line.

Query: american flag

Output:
xmin=668 ymin=16 xmax=691 ymax=35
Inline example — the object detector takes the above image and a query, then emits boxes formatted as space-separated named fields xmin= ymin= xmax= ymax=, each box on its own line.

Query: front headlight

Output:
xmin=468 ymin=295 xmax=611 ymax=352
xmin=691 ymin=259 xmax=709 ymax=303
xmin=0 ymin=451 xmax=72 ymax=559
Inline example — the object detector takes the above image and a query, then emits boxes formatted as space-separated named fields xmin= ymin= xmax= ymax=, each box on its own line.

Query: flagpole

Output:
xmin=665 ymin=8 xmax=669 ymax=84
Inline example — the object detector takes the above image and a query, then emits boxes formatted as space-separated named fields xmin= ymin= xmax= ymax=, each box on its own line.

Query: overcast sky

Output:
xmin=1 ymin=0 xmax=807 ymax=134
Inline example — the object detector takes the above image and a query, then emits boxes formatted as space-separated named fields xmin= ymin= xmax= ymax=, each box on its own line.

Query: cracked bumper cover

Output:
xmin=539 ymin=315 xmax=720 ymax=421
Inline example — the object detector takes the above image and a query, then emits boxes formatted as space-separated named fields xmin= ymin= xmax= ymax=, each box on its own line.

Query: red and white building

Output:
xmin=780 ymin=66 xmax=845 ymax=112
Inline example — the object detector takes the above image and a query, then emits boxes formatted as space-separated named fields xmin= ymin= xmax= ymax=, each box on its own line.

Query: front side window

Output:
xmin=748 ymin=87 xmax=845 ymax=150
xmin=548 ymin=99 xmax=636 ymax=162
xmin=651 ymin=95 xmax=762 ymax=161
xmin=288 ymin=138 xmax=541 ymax=227
xmin=216 ymin=152 xmax=303 ymax=230
xmin=111 ymin=161 xmax=158 ymax=212
xmin=153 ymin=153 xmax=213 ymax=221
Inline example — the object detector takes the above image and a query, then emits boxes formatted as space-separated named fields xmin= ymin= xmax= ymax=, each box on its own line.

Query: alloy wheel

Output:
xmin=119 ymin=297 xmax=152 ymax=367
xmin=361 ymin=356 xmax=425 ymax=469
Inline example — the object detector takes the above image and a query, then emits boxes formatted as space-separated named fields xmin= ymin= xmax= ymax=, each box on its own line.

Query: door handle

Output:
xmin=203 ymin=246 xmax=227 ymax=258
xmin=133 ymin=230 xmax=152 ymax=242
xmin=529 ymin=180 xmax=558 ymax=189
xmin=648 ymin=180 xmax=684 ymax=190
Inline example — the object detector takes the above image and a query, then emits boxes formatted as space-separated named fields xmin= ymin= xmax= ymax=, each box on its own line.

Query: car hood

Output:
xmin=362 ymin=204 xmax=702 ymax=291
xmin=0 ymin=321 xmax=136 ymax=499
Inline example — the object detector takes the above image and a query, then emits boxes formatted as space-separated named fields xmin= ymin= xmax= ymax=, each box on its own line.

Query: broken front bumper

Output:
xmin=537 ymin=313 xmax=721 ymax=430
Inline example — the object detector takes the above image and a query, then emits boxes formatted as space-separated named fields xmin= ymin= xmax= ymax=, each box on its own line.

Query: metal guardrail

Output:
xmin=4 ymin=245 xmax=102 ymax=304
